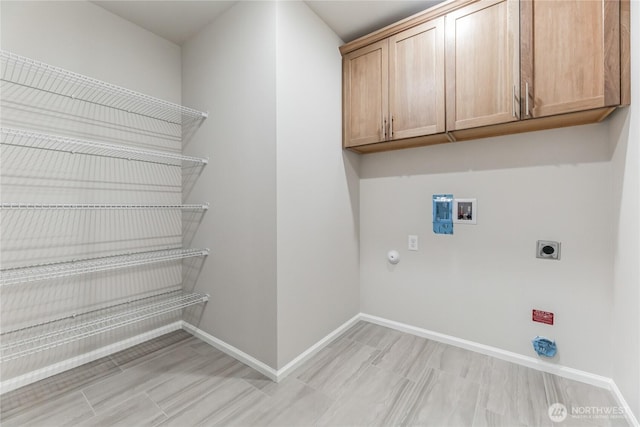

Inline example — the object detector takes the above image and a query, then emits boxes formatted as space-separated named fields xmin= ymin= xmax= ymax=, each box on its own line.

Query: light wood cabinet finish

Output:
xmin=389 ymin=18 xmax=446 ymax=139
xmin=445 ymin=0 xmax=520 ymax=130
xmin=339 ymin=0 xmax=472 ymax=56
xmin=341 ymin=0 xmax=630 ymax=154
xmin=343 ymin=40 xmax=388 ymax=147
xmin=521 ymin=0 xmax=621 ymax=118
xmin=621 ymin=0 xmax=630 ymax=106
xmin=343 ymin=20 xmax=445 ymax=148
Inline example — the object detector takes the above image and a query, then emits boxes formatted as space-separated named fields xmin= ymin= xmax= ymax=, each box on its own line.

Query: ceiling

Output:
xmin=306 ymin=1 xmax=442 ymax=42
xmin=92 ymin=1 xmax=236 ymax=45
xmin=92 ymin=0 xmax=443 ymax=46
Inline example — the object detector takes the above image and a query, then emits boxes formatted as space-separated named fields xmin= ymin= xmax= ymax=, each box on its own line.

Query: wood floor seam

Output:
xmin=80 ymin=390 xmax=97 ymax=417
xmin=145 ymin=390 xmax=172 ymax=427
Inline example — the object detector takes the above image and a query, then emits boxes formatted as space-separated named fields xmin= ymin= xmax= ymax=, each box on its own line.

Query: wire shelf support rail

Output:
xmin=0 ymin=203 xmax=209 ymax=210
xmin=0 ymin=291 xmax=209 ymax=363
xmin=0 ymin=248 xmax=210 ymax=287
xmin=0 ymin=127 xmax=208 ymax=166
xmin=0 ymin=50 xmax=208 ymax=143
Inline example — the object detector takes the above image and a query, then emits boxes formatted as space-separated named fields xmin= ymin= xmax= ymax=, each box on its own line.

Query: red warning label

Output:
xmin=532 ymin=309 xmax=554 ymax=325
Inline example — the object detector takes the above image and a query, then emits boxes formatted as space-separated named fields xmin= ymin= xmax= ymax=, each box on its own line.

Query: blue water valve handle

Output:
xmin=532 ymin=336 xmax=557 ymax=357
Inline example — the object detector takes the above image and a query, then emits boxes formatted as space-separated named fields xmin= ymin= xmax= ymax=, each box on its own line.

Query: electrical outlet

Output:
xmin=408 ymin=235 xmax=419 ymax=251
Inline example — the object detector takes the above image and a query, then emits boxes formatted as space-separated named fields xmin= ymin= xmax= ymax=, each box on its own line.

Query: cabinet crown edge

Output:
xmin=339 ymin=0 xmax=475 ymax=56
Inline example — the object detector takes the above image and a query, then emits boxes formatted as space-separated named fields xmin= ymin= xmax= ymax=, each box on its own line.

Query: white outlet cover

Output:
xmin=408 ymin=235 xmax=418 ymax=251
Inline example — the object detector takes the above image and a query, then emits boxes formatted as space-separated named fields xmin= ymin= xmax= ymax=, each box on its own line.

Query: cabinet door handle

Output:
xmin=525 ymin=82 xmax=530 ymax=117
xmin=382 ymin=118 xmax=387 ymax=140
xmin=512 ymin=85 xmax=516 ymax=118
xmin=390 ymin=116 xmax=394 ymax=138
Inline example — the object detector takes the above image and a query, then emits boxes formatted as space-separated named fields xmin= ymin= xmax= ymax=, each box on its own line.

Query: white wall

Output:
xmin=181 ymin=1 xmax=279 ymax=368
xmin=182 ymin=0 xmax=360 ymax=370
xmin=275 ymin=1 xmax=360 ymax=368
xmin=360 ymin=123 xmax=614 ymax=376
xmin=0 ymin=1 xmax=184 ymax=379
xmin=609 ymin=0 xmax=640 ymax=417
xmin=0 ymin=1 xmax=181 ymax=103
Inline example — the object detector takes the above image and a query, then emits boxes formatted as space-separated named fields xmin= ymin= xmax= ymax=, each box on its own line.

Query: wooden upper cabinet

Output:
xmin=445 ymin=0 xmax=520 ymax=131
xmin=343 ymin=40 xmax=388 ymax=148
xmin=340 ymin=0 xmax=629 ymax=153
xmin=342 ymin=19 xmax=445 ymax=148
xmin=389 ymin=18 xmax=446 ymax=140
xmin=521 ymin=0 xmax=621 ymax=119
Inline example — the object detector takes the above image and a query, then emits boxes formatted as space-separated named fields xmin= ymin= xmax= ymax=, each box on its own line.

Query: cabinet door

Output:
xmin=389 ymin=17 xmax=445 ymax=139
xmin=446 ymin=0 xmax=520 ymax=131
xmin=343 ymin=40 xmax=388 ymax=148
xmin=521 ymin=0 xmax=620 ymax=118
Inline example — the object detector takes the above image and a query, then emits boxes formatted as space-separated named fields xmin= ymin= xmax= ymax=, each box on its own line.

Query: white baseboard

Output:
xmin=3 ymin=311 xmax=637 ymax=426
xmin=275 ymin=313 xmax=361 ymax=381
xmin=360 ymin=313 xmax=639 ymax=425
xmin=182 ymin=313 xmax=361 ymax=382
xmin=183 ymin=313 xmax=619 ymax=390
xmin=360 ymin=313 xmax=612 ymax=389
xmin=0 ymin=321 xmax=182 ymax=394
xmin=609 ymin=379 xmax=640 ymax=427
xmin=181 ymin=321 xmax=278 ymax=381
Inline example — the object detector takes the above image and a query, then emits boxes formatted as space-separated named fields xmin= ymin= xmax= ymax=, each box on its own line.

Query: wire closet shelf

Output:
xmin=0 ymin=291 xmax=209 ymax=363
xmin=0 ymin=128 xmax=208 ymax=166
xmin=0 ymin=203 xmax=209 ymax=210
xmin=0 ymin=50 xmax=208 ymax=143
xmin=0 ymin=248 xmax=210 ymax=287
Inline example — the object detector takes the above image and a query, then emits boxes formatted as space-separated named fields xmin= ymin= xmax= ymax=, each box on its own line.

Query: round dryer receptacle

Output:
xmin=536 ymin=240 xmax=560 ymax=260
xmin=542 ymin=245 xmax=555 ymax=255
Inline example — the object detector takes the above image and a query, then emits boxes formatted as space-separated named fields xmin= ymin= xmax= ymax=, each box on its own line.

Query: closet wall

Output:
xmin=0 ymin=1 xmax=187 ymax=381
xmin=610 ymin=0 xmax=640 ymax=415
xmin=359 ymin=123 xmax=614 ymax=376
xmin=181 ymin=1 xmax=279 ymax=368
xmin=1 ymin=1 xmax=181 ymax=103
xmin=274 ymin=1 xmax=360 ymax=368
xmin=182 ymin=1 xmax=360 ymax=370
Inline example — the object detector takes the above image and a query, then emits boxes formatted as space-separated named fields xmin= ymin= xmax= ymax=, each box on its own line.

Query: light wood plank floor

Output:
xmin=0 ymin=321 xmax=629 ymax=426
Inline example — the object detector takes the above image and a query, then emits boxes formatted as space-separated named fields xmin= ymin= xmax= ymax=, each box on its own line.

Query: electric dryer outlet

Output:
xmin=536 ymin=240 xmax=560 ymax=260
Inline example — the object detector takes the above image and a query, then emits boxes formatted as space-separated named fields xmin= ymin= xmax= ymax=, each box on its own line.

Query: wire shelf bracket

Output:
xmin=0 ymin=127 xmax=208 ymax=166
xmin=0 ymin=291 xmax=209 ymax=363
xmin=0 ymin=50 xmax=208 ymax=143
xmin=0 ymin=248 xmax=210 ymax=287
